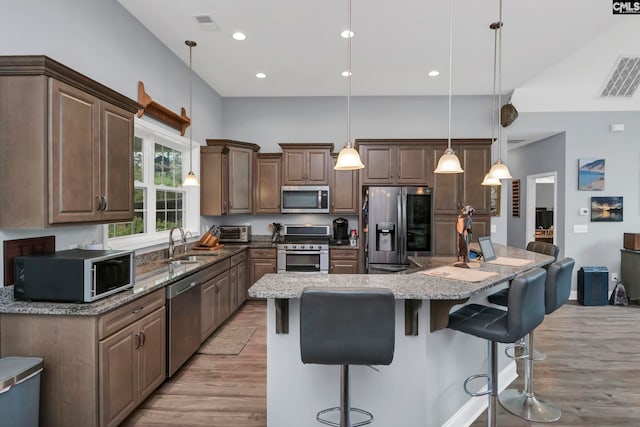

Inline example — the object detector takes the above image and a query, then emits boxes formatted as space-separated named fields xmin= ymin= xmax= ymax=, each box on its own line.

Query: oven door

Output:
xmin=277 ymin=249 xmax=329 ymax=273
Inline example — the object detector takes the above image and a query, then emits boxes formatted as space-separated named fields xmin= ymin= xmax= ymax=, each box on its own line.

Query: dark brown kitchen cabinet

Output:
xmin=433 ymin=214 xmax=490 ymax=256
xmin=202 ymin=140 xmax=259 ymax=215
xmin=0 ymin=56 xmax=137 ymax=228
xmin=280 ymin=143 xmax=333 ymax=185
xmin=230 ymin=250 xmax=248 ymax=307
xmin=200 ymin=259 xmax=232 ymax=342
xmin=329 ymin=249 xmax=360 ymax=274
xmin=356 ymin=141 xmax=430 ymax=185
xmin=249 ymin=248 xmax=277 ymax=289
xmin=253 ymin=153 xmax=282 ymax=214
xmin=330 ymin=154 xmax=358 ymax=214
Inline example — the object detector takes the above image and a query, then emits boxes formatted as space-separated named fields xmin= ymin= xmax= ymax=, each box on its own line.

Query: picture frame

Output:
xmin=578 ymin=158 xmax=604 ymax=191
xmin=591 ymin=196 xmax=623 ymax=222
xmin=490 ymin=186 xmax=500 ymax=216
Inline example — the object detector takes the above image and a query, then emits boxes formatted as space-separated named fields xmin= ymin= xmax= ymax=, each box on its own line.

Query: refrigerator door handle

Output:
xmin=397 ymin=193 xmax=404 ymax=260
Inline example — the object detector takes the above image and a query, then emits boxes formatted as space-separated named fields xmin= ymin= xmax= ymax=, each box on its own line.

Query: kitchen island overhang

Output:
xmin=249 ymin=244 xmax=554 ymax=427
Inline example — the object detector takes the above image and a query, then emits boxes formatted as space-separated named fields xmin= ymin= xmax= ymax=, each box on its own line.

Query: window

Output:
xmin=107 ymin=119 xmax=200 ymax=250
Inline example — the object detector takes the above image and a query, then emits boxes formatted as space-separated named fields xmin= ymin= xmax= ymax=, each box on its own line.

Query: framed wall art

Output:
xmin=490 ymin=186 xmax=500 ymax=216
xmin=578 ymin=158 xmax=604 ymax=191
xmin=591 ymin=196 xmax=623 ymax=222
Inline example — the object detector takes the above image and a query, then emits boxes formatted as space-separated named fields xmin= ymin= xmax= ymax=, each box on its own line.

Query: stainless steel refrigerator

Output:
xmin=365 ymin=186 xmax=433 ymax=273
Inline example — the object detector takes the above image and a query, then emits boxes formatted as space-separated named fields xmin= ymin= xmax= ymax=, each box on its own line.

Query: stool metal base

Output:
xmin=499 ymin=389 xmax=561 ymax=423
xmin=317 ymin=407 xmax=373 ymax=427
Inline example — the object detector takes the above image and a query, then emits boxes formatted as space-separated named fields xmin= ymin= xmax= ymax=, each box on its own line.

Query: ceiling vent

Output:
xmin=507 ymin=139 xmax=525 ymax=144
xmin=600 ymin=56 xmax=640 ymax=98
xmin=192 ymin=14 xmax=220 ymax=31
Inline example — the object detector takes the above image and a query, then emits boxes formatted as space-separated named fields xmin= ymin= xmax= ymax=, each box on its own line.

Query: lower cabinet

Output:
xmin=99 ymin=305 xmax=166 ymax=427
xmin=201 ymin=259 xmax=231 ymax=343
xmin=230 ymin=251 xmax=248 ymax=310
xmin=249 ymin=248 xmax=277 ymax=288
xmin=329 ymin=249 xmax=360 ymax=274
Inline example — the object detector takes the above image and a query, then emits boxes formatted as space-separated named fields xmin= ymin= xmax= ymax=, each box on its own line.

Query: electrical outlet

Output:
xmin=611 ymin=273 xmax=618 ymax=283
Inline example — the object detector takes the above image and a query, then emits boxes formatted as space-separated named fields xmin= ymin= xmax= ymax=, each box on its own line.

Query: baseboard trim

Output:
xmin=441 ymin=360 xmax=518 ymax=427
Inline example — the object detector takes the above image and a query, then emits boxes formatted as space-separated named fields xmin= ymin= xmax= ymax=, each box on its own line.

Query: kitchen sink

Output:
xmin=163 ymin=254 xmax=219 ymax=265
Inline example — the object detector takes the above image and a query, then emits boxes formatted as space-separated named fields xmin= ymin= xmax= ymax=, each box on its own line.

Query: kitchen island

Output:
xmin=248 ymin=244 xmax=553 ymax=427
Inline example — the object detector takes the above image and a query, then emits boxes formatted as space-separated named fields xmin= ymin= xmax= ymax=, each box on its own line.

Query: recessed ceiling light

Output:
xmin=232 ymin=32 xmax=246 ymax=41
xmin=428 ymin=70 xmax=440 ymax=77
xmin=340 ymin=30 xmax=354 ymax=39
xmin=341 ymin=71 xmax=352 ymax=77
xmin=256 ymin=73 xmax=267 ymax=79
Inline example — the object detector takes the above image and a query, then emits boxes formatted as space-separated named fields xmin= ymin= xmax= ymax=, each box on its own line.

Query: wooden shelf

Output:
xmin=136 ymin=81 xmax=190 ymax=135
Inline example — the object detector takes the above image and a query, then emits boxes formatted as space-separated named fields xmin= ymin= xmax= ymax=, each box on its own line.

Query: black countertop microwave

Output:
xmin=14 ymin=249 xmax=134 ymax=303
xmin=281 ymin=185 xmax=330 ymax=214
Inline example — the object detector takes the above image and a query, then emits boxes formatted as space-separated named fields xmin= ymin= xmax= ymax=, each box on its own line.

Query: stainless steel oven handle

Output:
xmin=317 ymin=190 xmax=322 ymax=208
xmin=282 ymin=250 xmax=326 ymax=255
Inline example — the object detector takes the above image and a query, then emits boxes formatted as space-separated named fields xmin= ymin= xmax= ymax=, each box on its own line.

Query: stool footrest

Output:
xmin=504 ymin=342 xmax=529 ymax=360
xmin=317 ymin=407 xmax=374 ymax=427
xmin=463 ymin=374 xmax=492 ymax=397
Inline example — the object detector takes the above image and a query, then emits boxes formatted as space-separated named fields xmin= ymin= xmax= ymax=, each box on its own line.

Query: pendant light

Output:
xmin=182 ymin=40 xmax=200 ymax=187
xmin=481 ymin=21 xmax=503 ymax=187
xmin=434 ymin=0 xmax=464 ymax=174
xmin=484 ymin=0 xmax=512 ymax=181
xmin=334 ymin=0 xmax=364 ymax=171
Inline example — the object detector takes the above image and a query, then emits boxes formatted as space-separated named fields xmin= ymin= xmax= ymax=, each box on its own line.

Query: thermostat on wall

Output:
xmin=580 ymin=207 xmax=589 ymax=216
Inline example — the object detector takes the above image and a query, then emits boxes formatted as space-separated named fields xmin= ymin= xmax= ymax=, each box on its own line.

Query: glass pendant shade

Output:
xmin=434 ymin=148 xmax=464 ymax=174
xmin=183 ymin=170 xmax=200 ymax=187
xmin=334 ymin=143 xmax=364 ymax=170
xmin=481 ymin=172 xmax=502 ymax=186
xmin=487 ymin=160 xmax=512 ymax=180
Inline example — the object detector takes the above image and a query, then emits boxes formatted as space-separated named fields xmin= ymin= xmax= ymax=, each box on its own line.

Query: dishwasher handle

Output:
xmin=167 ymin=280 xmax=199 ymax=299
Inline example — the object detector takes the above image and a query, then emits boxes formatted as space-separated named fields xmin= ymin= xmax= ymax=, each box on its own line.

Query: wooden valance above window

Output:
xmin=136 ymin=81 xmax=190 ymax=136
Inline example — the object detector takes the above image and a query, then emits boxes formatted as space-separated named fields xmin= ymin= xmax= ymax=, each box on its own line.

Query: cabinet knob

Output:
xmin=135 ymin=332 xmax=142 ymax=349
xmin=139 ymin=331 xmax=146 ymax=347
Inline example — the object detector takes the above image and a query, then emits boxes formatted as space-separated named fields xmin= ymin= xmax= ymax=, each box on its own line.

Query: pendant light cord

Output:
xmin=497 ymin=0 xmax=503 ymax=163
xmin=447 ymin=0 xmax=453 ymax=151
xmin=188 ymin=42 xmax=194 ymax=172
xmin=346 ymin=0 xmax=352 ymax=148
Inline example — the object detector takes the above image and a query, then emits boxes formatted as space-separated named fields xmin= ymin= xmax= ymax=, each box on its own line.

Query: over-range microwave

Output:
xmin=14 ymin=249 xmax=134 ymax=303
xmin=281 ymin=186 xmax=330 ymax=214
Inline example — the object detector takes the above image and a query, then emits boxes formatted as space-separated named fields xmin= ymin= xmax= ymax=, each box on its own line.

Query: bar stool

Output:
xmin=488 ymin=241 xmax=559 ymax=360
xmin=499 ymin=257 xmax=575 ymax=422
xmin=448 ymin=268 xmax=547 ymax=427
xmin=300 ymin=288 xmax=395 ymax=427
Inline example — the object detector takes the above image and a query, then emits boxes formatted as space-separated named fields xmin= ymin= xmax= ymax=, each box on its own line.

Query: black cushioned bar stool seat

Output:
xmin=449 ymin=268 xmax=547 ymax=427
xmin=300 ymin=288 xmax=395 ymax=427
xmin=498 ymin=257 xmax=575 ymax=423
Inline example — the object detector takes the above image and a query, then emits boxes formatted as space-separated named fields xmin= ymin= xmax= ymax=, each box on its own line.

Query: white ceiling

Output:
xmin=119 ymin=0 xmax=638 ymax=107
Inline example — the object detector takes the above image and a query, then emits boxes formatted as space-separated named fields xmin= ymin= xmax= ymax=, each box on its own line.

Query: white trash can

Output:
xmin=0 ymin=357 xmax=44 ymax=427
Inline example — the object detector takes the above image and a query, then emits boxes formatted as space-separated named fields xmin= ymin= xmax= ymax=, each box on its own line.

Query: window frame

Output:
xmin=106 ymin=118 xmax=200 ymax=251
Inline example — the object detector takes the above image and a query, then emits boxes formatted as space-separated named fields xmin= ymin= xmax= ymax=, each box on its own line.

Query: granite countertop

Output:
xmin=0 ymin=244 xmax=250 ymax=316
xmin=248 ymin=244 xmax=553 ymax=300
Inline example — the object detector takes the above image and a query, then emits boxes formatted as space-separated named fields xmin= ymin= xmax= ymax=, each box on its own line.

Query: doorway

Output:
xmin=526 ymin=172 xmax=557 ymax=245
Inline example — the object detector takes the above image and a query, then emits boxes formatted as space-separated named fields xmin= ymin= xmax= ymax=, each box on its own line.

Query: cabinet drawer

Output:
xmin=330 ymin=249 xmax=358 ymax=260
xmin=200 ymin=259 xmax=231 ymax=282
xmin=250 ymin=248 xmax=277 ymax=259
xmin=231 ymin=250 xmax=248 ymax=266
xmin=98 ymin=289 xmax=165 ymax=340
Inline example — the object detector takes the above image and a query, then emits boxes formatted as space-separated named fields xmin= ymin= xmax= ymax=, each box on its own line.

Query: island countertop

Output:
xmin=248 ymin=243 xmax=553 ymax=300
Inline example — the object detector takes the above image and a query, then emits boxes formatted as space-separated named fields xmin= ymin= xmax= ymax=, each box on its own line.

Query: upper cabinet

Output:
xmin=356 ymin=140 xmax=430 ymax=185
xmin=253 ymin=153 xmax=282 ymax=214
xmin=330 ymin=154 xmax=358 ymax=214
xmin=202 ymin=140 xmax=259 ymax=216
xmin=279 ymin=143 xmax=333 ymax=185
xmin=0 ymin=56 xmax=138 ymax=228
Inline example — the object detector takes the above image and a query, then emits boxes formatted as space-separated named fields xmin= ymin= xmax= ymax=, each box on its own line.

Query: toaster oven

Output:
xmin=217 ymin=226 xmax=251 ymax=243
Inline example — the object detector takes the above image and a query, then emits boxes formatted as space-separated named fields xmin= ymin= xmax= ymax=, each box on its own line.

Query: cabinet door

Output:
xmin=433 ymin=215 xmax=458 ymax=256
xmin=238 ymin=260 xmax=247 ymax=305
xmin=229 ymin=264 xmax=239 ymax=311
xmin=397 ymin=145 xmax=429 ymax=185
xmin=49 ymin=79 xmax=101 ymax=223
xmin=461 ymin=145 xmax=491 ymax=214
xmin=331 ymin=156 xmax=358 ymax=214
xmin=330 ymin=260 xmax=359 ymax=274
xmin=282 ymin=149 xmax=307 ymax=185
xmin=250 ymin=259 xmax=277 ymax=285
xmin=216 ymin=272 xmax=231 ymax=326
xmin=254 ymin=155 xmax=281 ymax=213
xmin=200 ymin=148 xmax=229 ymax=216
xmin=432 ymin=146 xmax=463 ymax=214
xmin=138 ymin=307 xmax=166 ymax=402
xmin=228 ymin=147 xmax=252 ymax=213
xmin=99 ymin=322 xmax=138 ymax=427
xmin=360 ymin=145 xmax=393 ymax=184
xmin=100 ymin=102 xmax=134 ymax=222
xmin=200 ymin=278 xmax=218 ymax=342
xmin=306 ymin=149 xmax=329 ymax=184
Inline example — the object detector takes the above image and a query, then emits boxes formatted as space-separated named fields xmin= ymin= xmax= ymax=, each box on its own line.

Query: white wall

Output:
xmin=0 ymin=0 xmax=224 ymax=285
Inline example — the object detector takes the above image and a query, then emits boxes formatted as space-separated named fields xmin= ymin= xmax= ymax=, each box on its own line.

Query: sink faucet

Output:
xmin=168 ymin=227 xmax=187 ymax=258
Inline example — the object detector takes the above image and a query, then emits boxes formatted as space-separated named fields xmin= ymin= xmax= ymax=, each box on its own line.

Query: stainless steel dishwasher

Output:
xmin=166 ymin=270 xmax=202 ymax=377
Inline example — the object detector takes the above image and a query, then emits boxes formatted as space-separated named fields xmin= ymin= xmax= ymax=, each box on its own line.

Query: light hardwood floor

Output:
xmin=125 ymin=300 xmax=640 ymax=426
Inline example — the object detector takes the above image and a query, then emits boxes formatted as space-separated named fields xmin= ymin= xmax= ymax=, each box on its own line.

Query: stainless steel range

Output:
xmin=277 ymin=224 xmax=330 ymax=273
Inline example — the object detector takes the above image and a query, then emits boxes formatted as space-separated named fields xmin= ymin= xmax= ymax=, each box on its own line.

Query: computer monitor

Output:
xmin=478 ymin=236 xmax=497 ymax=262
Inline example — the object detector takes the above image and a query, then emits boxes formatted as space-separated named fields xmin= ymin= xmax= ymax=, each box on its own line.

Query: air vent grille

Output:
xmin=601 ymin=56 xmax=640 ymax=98
xmin=192 ymin=14 xmax=220 ymax=31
